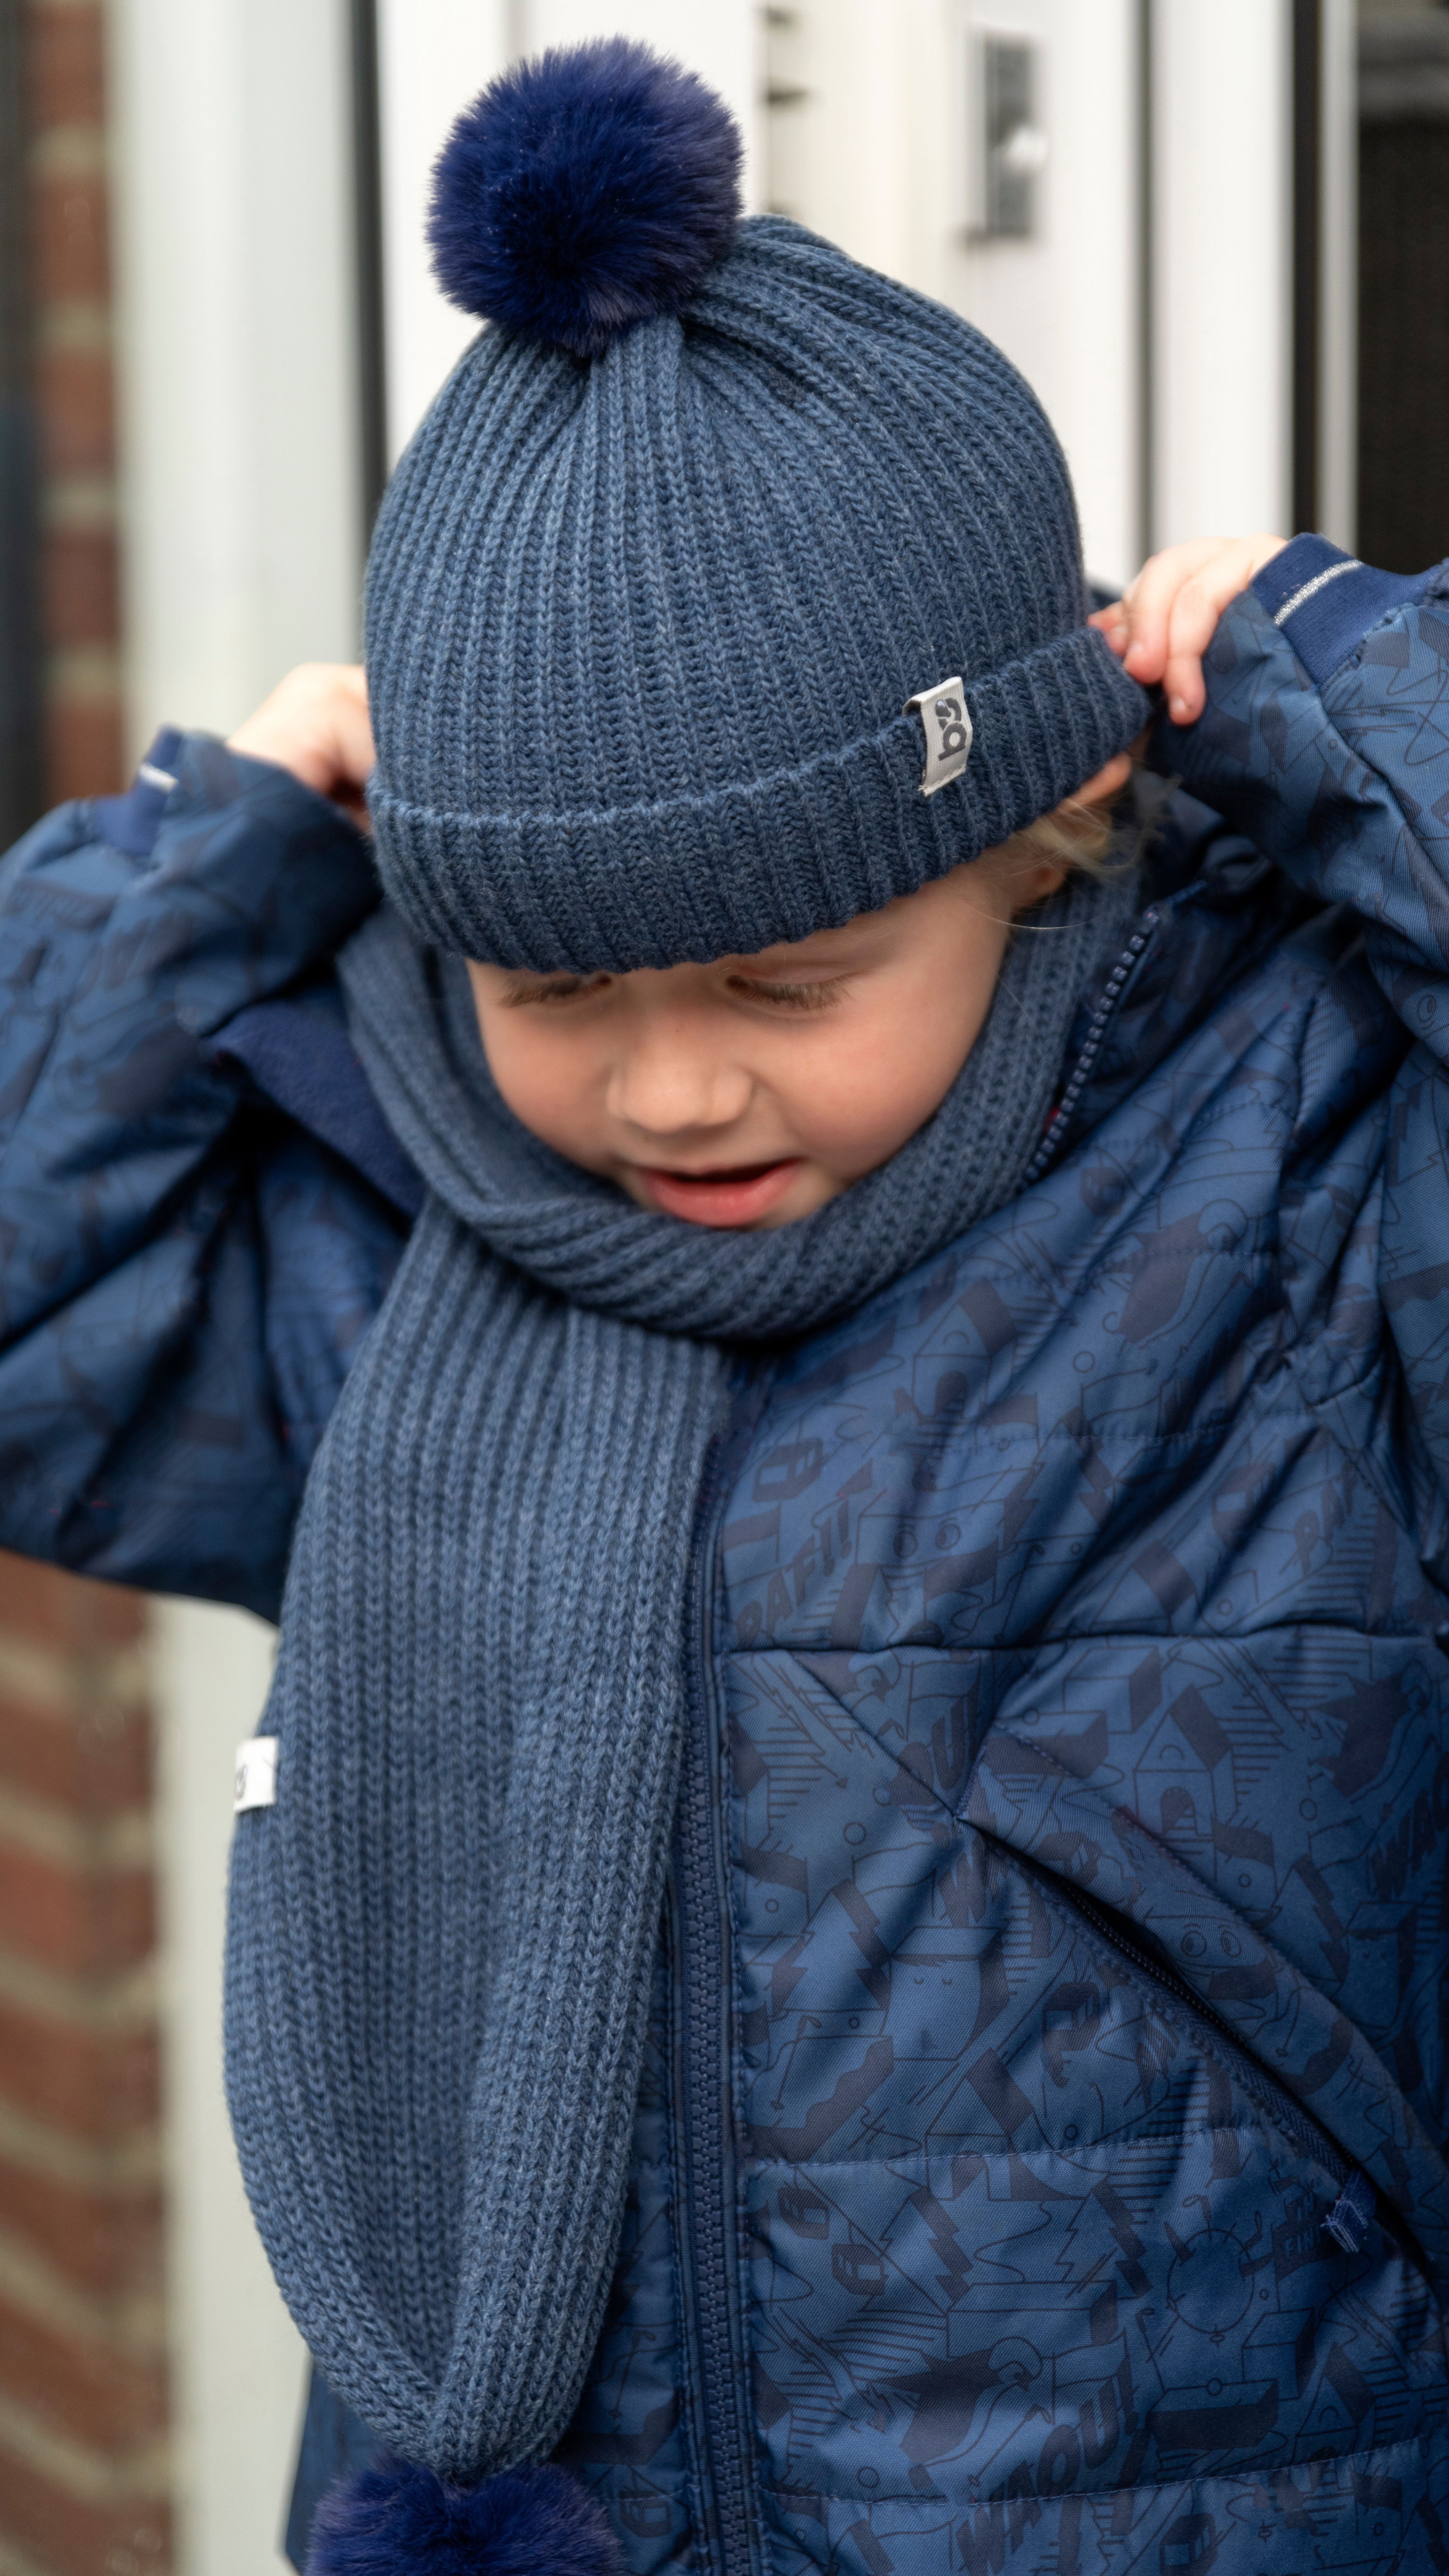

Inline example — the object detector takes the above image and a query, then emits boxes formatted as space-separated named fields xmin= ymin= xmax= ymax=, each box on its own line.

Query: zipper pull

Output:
xmin=1323 ymin=2169 xmax=1376 ymax=2254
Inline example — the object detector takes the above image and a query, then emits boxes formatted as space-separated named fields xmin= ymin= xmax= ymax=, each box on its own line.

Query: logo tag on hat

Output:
xmin=905 ymin=680 xmax=973 ymax=797
xmin=234 ymin=1735 xmax=279 ymax=1813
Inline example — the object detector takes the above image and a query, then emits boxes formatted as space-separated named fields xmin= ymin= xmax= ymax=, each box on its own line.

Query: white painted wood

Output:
xmin=1150 ymin=0 xmax=1293 ymax=549
xmin=953 ymin=0 xmax=1143 ymax=591
xmin=151 ymin=1602 xmax=301 ymax=2576
xmin=376 ymin=0 xmax=512 ymax=468
xmin=761 ymin=0 xmax=947 ymax=297
xmin=109 ymin=5 xmax=362 ymax=2562
xmin=109 ymin=0 xmax=363 ymax=754
xmin=758 ymin=0 xmax=1143 ymax=592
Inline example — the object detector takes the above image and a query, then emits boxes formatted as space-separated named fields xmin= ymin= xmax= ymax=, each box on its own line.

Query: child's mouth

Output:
xmin=635 ymin=1157 xmax=804 ymax=1227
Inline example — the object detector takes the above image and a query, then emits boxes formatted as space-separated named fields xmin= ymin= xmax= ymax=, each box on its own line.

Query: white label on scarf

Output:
xmin=235 ymin=1735 xmax=279 ymax=1813
xmin=905 ymin=678 xmax=973 ymax=797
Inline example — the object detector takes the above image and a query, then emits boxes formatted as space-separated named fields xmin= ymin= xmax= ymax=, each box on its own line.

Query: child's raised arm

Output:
xmin=1108 ymin=529 xmax=1449 ymax=1563
xmin=0 ymin=689 xmax=402 ymax=1614
xmin=1108 ymin=531 xmax=1449 ymax=1030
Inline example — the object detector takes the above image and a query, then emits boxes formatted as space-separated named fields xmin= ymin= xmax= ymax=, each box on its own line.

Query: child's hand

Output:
xmin=228 ymin=664 xmax=376 ymax=825
xmin=1091 ymin=536 xmax=1288 ymax=725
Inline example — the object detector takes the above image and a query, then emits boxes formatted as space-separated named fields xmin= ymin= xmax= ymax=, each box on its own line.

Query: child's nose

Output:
xmin=605 ymin=1025 xmax=753 ymax=1139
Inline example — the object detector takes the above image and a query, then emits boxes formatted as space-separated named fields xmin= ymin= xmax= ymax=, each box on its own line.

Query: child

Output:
xmin=3 ymin=38 xmax=1448 ymax=2576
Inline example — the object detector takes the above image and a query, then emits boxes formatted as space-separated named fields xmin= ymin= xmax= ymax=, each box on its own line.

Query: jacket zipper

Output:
xmin=1021 ymin=906 xmax=1161 ymax=1188
xmin=672 ymin=1433 xmax=760 ymax=2576
xmin=659 ymin=900 xmax=1361 ymax=2567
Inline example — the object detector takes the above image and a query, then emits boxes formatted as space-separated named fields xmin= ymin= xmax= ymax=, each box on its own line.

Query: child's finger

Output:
xmin=330 ymin=670 xmax=378 ymax=795
xmin=1159 ymin=538 xmax=1290 ymax=722
xmin=1160 ymin=573 xmax=1235 ymax=723
xmin=1114 ymin=535 xmax=1292 ymax=719
xmin=1116 ymin=540 xmax=1225 ymax=687
xmin=1088 ymin=603 xmax=1129 ymax=656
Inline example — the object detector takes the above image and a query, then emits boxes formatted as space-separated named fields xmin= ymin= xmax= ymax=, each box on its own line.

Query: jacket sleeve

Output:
xmin=0 ymin=730 xmax=400 ymax=1617
xmin=1154 ymin=538 xmax=1449 ymax=1575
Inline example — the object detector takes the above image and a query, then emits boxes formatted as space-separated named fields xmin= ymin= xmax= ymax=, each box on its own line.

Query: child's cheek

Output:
xmin=781 ymin=988 xmax=994 ymax=1181
xmin=479 ymin=1014 xmax=617 ymax=1171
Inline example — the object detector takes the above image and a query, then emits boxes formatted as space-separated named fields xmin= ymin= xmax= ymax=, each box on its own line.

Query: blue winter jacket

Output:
xmin=4 ymin=538 xmax=1449 ymax=2576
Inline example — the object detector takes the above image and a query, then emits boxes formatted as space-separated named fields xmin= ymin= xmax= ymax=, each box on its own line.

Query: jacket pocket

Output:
xmin=1056 ymin=1863 xmax=1382 ymax=2260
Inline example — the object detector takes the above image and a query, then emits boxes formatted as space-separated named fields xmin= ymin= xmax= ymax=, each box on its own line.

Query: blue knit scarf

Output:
xmin=224 ymin=871 xmax=1132 ymax=2489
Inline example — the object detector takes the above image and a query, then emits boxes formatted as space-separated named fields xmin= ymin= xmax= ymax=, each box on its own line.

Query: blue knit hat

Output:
xmin=364 ymin=39 xmax=1149 ymax=973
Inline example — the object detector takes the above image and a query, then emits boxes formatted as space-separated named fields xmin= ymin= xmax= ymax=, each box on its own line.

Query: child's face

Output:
xmin=468 ymin=784 xmax=1120 ymax=1230
xmin=468 ymin=855 xmax=1060 ymax=1231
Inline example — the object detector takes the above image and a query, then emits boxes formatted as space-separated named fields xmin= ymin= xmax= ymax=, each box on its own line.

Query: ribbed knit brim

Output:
xmin=366 ymin=218 xmax=1150 ymax=972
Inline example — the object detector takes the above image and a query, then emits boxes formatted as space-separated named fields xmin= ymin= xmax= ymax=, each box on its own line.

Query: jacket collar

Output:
xmin=1050 ymin=778 xmax=1323 ymax=1164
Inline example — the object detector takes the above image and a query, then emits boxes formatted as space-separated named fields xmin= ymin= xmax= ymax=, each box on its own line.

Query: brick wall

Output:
xmin=0 ymin=1568 xmax=169 ymax=2576
xmin=0 ymin=6 xmax=169 ymax=2573
xmin=29 ymin=0 xmax=122 ymax=805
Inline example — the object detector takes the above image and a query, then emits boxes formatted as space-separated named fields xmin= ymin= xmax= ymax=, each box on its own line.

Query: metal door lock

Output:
xmin=967 ymin=32 xmax=1048 ymax=241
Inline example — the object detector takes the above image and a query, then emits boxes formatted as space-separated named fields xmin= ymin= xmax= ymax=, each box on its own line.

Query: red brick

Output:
xmin=0 ymin=2438 xmax=169 ymax=2576
xmin=0 ymin=2291 xmax=166 ymax=2451
xmin=0 ymin=2161 xmax=161 ymax=2301
xmin=0 ymin=1846 xmax=154 ymax=1978
xmin=28 ymin=5 xmax=107 ymax=132
xmin=0 ymin=1996 xmax=158 ymax=2141
xmin=0 ymin=1687 xmax=150 ymax=1814
xmin=44 ymin=690 xmax=124 ymax=801
xmin=0 ymin=1559 xmax=143 ymax=1658
xmin=36 ymin=345 xmax=113 ymax=477
xmin=30 ymin=171 xmax=110 ymax=302
xmin=40 ymin=526 xmax=120 ymax=650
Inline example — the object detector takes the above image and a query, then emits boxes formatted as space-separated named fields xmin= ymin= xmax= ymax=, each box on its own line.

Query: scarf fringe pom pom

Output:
xmin=306 ymin=2459 xmax=623 ymax=2576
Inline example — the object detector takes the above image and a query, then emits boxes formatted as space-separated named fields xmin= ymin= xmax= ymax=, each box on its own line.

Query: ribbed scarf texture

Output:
xmin=223 ymin=870 xmax=1135 ymax=2484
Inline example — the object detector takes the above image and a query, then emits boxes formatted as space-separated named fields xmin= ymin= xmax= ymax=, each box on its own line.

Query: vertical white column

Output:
xmin=954 ymin=0 xmax=1143 ymax=591
xmin=107 ymin=1 xmax=362 ymax=2565
xmin=150 ymin=1605 xmax=299 ymax=2576
xmin=760 ymin=0 xmax=947 ymax=295
xmin=110 ymin=0 xmax=363 ymax=753
xmin=376 ymin=0 xmax=512 ymax=466
xmin=1150 ymin=0 xmax=1293 ymax=549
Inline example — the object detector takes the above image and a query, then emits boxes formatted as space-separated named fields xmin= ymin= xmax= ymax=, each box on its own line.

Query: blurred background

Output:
xmin=0 ymin=0 xmax=1442 ymax=2569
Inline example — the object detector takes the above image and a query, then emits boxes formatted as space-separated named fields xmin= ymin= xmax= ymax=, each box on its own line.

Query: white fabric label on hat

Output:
xmin=904 ymin=679 xmax=973 ymax=797
xmin=234 ymin=1735 xmax=279 ymax=1813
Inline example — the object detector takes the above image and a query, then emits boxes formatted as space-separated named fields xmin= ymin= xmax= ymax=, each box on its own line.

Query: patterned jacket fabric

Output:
xmin=2 ymin=540 xmax=1449 ymax=2574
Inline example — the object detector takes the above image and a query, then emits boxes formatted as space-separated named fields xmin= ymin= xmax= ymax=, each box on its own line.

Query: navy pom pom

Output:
xmin=427 ymin=39 xmax=742 ymax=358
xmin=306 ymin=2458 xmax=622 ymax=2576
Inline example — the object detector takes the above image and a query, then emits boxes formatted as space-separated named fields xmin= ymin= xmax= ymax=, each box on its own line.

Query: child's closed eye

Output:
xmin=501 ymin=974 xmax=611 ymax=1007
xmin=727 ymin=975 xmax=849 ymax=1011
xmin=497 ymin=968 xmax=852 ymax=1013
